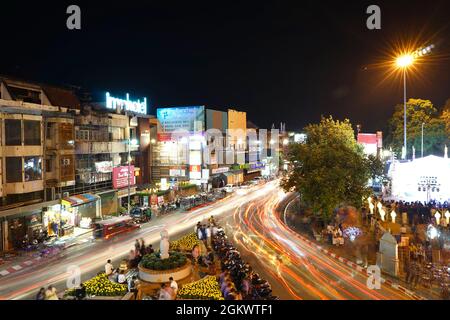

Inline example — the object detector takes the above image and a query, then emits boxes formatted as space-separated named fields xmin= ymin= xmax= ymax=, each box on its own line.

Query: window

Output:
xmin=24 ymin=157 xmax=42 ymax=181
xmin=5 ymin=119 xmax=22 ymax=146
xmin=24 ymin=120 xmax=41 ymax=145
xmin=6 ymin=157 xmax=22 ymax=183
xmin=46 ymin=123 xmax=53 ymax=139
xmin=45 ymin=159 xmax=53 ymax=172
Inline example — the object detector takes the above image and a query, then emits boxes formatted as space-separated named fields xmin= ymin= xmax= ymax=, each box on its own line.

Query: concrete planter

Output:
xmin=138 ymin=261 xmax=192 ymax=283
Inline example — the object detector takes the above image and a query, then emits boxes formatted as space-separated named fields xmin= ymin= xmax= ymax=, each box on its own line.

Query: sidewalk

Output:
xmin=0 ymin=229 xmax=93 ymax=277
xmin=0 ymin=194 xmax=232 ymax=278
xmin=283 ymin=197 xmax=442 ymax=300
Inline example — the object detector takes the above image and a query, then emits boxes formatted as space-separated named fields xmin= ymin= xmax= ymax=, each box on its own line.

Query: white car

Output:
xmin=224 ymin=184 xmax=234 ymax=193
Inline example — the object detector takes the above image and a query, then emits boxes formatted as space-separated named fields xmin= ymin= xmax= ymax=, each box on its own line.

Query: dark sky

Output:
xmin=1 ymin=0 xmax=449 ymax=132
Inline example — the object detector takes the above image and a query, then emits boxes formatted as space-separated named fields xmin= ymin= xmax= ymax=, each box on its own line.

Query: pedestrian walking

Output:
xmin=135 ymin=239 xmax=141 ymax=253
xmin=140 ymin=238 xmax=146 ymax=256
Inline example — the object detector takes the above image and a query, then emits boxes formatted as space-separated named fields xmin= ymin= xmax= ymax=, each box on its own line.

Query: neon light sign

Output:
xmin=106 ymin=92 xmax=147 ymax=115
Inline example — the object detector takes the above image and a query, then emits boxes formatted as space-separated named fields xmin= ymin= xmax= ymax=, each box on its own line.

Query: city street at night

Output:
xmin=0 ymin=1 xmax=449 ymax=314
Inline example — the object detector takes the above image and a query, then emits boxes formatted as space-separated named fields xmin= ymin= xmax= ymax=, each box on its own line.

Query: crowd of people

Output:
xmin=157 ymin=277 xmax=178 ymax=300
xmin=213 ymin=229 xmax=277 ymax=300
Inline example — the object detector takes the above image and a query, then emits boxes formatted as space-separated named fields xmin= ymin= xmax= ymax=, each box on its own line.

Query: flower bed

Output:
xmin=177 ymin=275 xmax=224 ymax=300
xmin=65 ymin=273 xmax=127 ymax=297
xmin=140 ymin=251 xmax=187 ymax=270
xmin=170 ymin=233 xmax=201 ymax=252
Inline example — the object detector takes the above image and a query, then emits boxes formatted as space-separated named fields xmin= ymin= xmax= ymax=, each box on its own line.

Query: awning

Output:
xmin=61 ymin=193 xmax=100 ymax=207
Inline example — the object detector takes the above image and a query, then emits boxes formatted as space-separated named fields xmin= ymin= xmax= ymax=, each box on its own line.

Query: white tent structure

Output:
xmin=388 ymin=155 xmax=450 ymax=203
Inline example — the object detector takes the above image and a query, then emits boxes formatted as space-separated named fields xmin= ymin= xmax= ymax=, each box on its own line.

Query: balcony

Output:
xmin=76 ymin=141 xmax=111 ymax=154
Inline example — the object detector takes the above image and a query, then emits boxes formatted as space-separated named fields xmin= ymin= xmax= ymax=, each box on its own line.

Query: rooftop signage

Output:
xmin=106 ymin=92 xmax=147 ymax=115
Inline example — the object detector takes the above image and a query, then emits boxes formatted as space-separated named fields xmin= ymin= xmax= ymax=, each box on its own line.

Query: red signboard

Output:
xmin=113 ymin=166 xmax=136 ymax=189
xmin=190 ymin=165 xmax=201 ymax=173
xmin=157 ymin=132 xmax=172 ymax=142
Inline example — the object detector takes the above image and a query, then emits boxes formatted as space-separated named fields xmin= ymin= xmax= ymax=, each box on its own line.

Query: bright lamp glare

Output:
xmin=396 ymin=54 xmax=414 ymax=68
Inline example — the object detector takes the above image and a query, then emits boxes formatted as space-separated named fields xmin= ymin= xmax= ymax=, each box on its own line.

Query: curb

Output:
xmin=282 ymin=195 xmax=426 ymax=300
xmin=0 ymin=256 xmax=44 ymax=277
xmin=0 ymin=243 xmax=77 ymax=278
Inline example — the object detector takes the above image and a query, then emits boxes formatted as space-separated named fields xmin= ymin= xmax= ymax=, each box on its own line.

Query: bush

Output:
xmin=141 ymin=251 xmax=188 ymax=270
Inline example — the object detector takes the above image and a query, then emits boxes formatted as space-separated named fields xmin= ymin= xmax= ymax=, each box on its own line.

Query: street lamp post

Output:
xmin=395 ymin=44 xmax=434 ymax=159
xmin=127 ymin=138 xmax=131 ymax=215
xmin=403 ymin=68 xmax=407 ymax=159
xmin=127 ymin=137 xmax=138 ymax=215
xmin=421 ymin=122 xmax=424 ymax=158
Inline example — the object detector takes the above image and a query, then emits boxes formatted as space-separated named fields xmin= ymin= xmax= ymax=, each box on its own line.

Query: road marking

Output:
xmin=23 ymin=261 xmax=33 ymax=266
xmin=0 ymin=270 xmax=9 ymax=276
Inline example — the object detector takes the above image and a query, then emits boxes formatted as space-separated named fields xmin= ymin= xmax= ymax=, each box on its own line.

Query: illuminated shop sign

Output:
xmin=156 ymin=106 xmax=205 ymax=133
xmin=106 ymin=92 xmax=147 ymax=115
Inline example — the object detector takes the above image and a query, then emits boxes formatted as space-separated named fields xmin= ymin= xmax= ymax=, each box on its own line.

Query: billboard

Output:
xmin=156 ymin=106 xmax=205 ymax=136
xmin=106 ymin=92 xmax=147 ymax=115
xmin=113 ymin=166 xmax=136 ymax=189
xmin=357 ymin=133 xmax=382 ymax=156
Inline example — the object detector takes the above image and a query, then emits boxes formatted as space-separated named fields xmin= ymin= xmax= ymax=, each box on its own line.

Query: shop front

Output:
xmin=97 ymin=190 xmax=118 ymax=218
xmin=0 ymin=200 xmax=60 ymax=251
xmin=223 ymin=170 xmax=244 ymax=185
xmin=57 ymin=193 xmax=102 ymax=237
xmin=117 ymin=187 xmax=137 ymax=209
xmin=6 ymin=210 xmax=43 ymax=250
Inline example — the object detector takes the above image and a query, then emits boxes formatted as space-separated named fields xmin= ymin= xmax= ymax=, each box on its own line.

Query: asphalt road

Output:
xmin=0 ymin=182 xmax=276 ymax=300
xmin=220 ymin=188 xmax=418 ymax=300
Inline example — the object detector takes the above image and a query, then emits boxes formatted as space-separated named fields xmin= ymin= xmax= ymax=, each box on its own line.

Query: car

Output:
xmin=224 ymin=184 xmax=234 ymax=193
xmin=130 ymin=206 xmax=152 ymax=223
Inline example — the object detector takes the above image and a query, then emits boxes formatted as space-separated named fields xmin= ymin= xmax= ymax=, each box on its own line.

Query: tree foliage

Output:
xmin=386 ymin=98 xmax=448 ymax=156
xmin=281 ymin=116 xmax=371 ymax=223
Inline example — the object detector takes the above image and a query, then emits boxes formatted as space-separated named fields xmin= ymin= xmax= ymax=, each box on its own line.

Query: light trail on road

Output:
xmin=0 ymin=182 xmax=278 ymax=300
xmin=223 ymin=187 xmax=418 ymax=300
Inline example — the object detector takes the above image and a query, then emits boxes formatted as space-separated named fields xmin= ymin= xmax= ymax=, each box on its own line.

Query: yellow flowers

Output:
xmin=170 ymin=233 xmax=201 ymax=252
xmin=177 ymin=276 xmax=224 ymax=300
xmin=80 ymin=273 xmax=127 ymax=297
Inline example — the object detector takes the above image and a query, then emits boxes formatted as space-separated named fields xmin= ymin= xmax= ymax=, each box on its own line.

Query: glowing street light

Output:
xmin=369 ymin=202 xmax=375 ymax=215
xmin=435 ymin=211 xmax=441 ymax=225
xmin=379 ymin=208 xmax=386 ymax=221
xmin=377 ymin=202 xmax=382 ymax=213
xmin=394 ymin=44 xmax=434 ymax=159
xmin=390 ymin=210 xmax=397 ymax=223
xmin=396 ymin=54 xmax=414 ymax=68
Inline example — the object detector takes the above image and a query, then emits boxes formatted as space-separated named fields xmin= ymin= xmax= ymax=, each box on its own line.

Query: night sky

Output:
xmin=1 ymin=0 xmax=449 ymax=132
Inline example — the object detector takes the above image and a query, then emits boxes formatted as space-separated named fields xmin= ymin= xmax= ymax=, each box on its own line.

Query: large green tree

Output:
xmin=386 ymin=98 xmax=448 ymax=156
xmin=281 ymin=116 xmax=371 ymax=223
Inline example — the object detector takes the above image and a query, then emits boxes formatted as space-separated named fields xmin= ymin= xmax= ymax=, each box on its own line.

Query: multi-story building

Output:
xmin=0 ymin=76 xmax=80 ymax=251
xmin=0 ymin=78 xmax=154 ymax=252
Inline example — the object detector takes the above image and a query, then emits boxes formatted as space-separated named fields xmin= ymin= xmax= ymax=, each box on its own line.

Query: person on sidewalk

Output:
xmin=128 ymin=276 xmax=139 ymax=300
xmin=169 ymin=277 xmax=178 ymax=297
xmin=36 ymin=288 xmax=46 ymax=300
xmin=117 ymin=270 xmax=127 ymax=284
xmin=194 ymin=222 xmax=201 ymax=237
xmin=105 ymin=259 xmax=114 ymax=276
xmin=45 ymin=285 xmax=58 ymax=300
